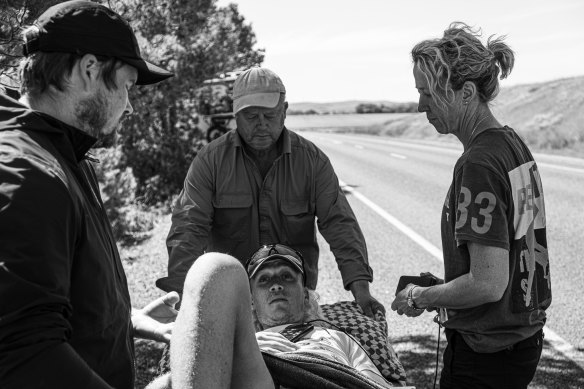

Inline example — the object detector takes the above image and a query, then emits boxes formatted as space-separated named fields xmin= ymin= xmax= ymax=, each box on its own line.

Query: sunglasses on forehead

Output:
xmin=246 ymin=243 xmax=306 ymax=284
xmin=250 ymin=243 xmax=304 ymax=262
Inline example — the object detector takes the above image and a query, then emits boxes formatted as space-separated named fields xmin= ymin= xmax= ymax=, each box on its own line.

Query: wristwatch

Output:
xmin=407 ymin=286 xmax=423 ymax=310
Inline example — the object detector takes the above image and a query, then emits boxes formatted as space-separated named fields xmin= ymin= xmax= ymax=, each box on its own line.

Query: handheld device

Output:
xmin=395 ymin=273 xmax=443 ymax=389
xmin=395 ymin=274 xmax=438 ymax=295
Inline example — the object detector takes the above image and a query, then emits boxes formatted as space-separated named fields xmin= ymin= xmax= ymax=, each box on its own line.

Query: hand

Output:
xmin=256 ymin=331 xmax=300 ymax=354
xmin=390 ymin=284 xmax=424 ymax=318
xmin=420 ymin=271 xmax=444 ymax=284
xmin=350 ymin=280 xmax=386 ymax=319
xmin=132 ymin=292 xmax=180 ymax=343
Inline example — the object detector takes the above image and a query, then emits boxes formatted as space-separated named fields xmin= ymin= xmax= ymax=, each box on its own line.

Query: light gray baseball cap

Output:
xmin=232 ymin=67 xmax=286 ymax=114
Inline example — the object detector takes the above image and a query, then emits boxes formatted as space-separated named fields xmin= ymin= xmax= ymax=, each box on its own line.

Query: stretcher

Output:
xmin=157 ymin=301 xmax=416 ymax=388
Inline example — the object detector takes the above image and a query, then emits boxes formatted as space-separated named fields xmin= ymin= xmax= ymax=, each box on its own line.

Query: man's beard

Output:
xmin=75 ymin=89 xmax=119 ymax=148
xmin=93 ymin=130 xmax=117 ymax=148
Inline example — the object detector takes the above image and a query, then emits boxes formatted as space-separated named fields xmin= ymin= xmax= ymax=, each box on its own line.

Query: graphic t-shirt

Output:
xmin=262 ymin=325 xmax=391 ymax=388
xmin=441 ymin=126 xmax=551 ymax=353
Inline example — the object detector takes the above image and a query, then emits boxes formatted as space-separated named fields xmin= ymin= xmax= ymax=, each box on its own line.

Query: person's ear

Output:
xmin=76 ymin=54 xmax=101 ymax=92
xmin=461 ymin=81 xmax=477 ymax=104
xmin=282 ymin=101 xmax=288 ymax=121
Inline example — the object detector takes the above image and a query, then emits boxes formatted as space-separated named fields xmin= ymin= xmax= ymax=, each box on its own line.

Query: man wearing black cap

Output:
xmin=0 ymin=2 xmax=175 ymax=388
xmin=165 ymin=67 xmax=384 ymax=318
xmin=160 ymin=246 xmax=393 ymax=389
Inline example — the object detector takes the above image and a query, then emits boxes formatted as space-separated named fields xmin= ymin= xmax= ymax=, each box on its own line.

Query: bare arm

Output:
xmin=419 ymin=243 xmax=508 ymax=309
xmin=392 ymin=243 xmax=509 ymax=314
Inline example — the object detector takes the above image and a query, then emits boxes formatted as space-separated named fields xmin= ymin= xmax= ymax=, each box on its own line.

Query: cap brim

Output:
xmin=155 ymin=275 xmax=185 ymax=293
xmin=122 ymin=57 xmax=174 ymax=85
xmin=248 ymin=254 xmax=304 ymax=280
xmin=233 ymin=92 xmax=280 ymax=114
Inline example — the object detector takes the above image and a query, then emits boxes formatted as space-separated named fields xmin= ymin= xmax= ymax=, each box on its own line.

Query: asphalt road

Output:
xmin=299 ymin=130 xmax=584 ymax=389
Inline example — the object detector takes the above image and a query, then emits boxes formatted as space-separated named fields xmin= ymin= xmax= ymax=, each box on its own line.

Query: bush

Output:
xmin=113 ymin=1 xmax=264 ymax=205
xmin=92 ymin=147 xmax=156 ymax=243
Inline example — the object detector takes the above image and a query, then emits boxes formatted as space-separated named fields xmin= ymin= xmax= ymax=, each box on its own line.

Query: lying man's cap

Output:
xmin=247 ymin=244 xmax=305 ymax=284
xmin=22 ymin=0 xmax=173 ymax=85
xmin=232 ymin=67 xmax=286 ymax=114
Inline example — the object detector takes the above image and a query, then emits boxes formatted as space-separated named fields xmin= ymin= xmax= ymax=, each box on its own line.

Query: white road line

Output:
xmin=326 ymin=134 xmax=584 ymax=174
xmin=390 ymin=153 xmax=406 ymax=159
xmin=340 ymin=179 xmax=584 ymax=370
xmin=332 ymin=140 xmax=343 ymax=145
xmin=538 ymin=162 xmax=584 ymax=174
xmin=339 ymin=180 xmax=443 ymax=261
xmin=355 ymin=145 xmax=364 ymax=150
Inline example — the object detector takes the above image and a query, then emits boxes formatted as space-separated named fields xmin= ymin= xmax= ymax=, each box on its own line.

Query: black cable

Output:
xmin=433 ymin=321 xmax=440 ymax=389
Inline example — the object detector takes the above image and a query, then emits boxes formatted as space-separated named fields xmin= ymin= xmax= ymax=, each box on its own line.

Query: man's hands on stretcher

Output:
xmin=350 ymin=280 xmax=386 ymax=319
xmin=132 ymin=292 xmax=180 ymax=343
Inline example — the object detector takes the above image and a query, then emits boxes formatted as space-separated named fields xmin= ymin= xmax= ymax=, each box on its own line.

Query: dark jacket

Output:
xmin=167 ymin=128 xmax=373 ymax=290
xmin=0 ymin=95 xmax=133 ymax=389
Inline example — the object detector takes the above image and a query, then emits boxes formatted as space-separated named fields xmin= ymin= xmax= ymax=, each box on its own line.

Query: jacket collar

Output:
xmin=0 ymin=94 xmax=97 ymax=163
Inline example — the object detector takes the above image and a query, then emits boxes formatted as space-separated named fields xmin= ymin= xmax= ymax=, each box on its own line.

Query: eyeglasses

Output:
xmin=246 ymin=243 xmax=305 ymax=284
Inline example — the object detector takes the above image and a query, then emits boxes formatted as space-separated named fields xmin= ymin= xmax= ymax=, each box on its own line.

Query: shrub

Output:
xmin=92 ymin=147 xmax=156 ymax=242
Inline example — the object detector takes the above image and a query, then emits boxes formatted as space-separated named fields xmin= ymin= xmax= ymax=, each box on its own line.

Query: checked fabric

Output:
xmin=320 ymin=301 xmax=407 ymax=386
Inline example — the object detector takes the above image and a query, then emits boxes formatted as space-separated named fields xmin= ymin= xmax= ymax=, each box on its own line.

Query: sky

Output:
xmin=216 ymin=0 xmax=584 ymax=103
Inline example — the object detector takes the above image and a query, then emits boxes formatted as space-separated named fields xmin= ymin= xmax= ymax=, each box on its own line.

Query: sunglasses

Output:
xmin=246 ymin=244 xmax=306 ymax=284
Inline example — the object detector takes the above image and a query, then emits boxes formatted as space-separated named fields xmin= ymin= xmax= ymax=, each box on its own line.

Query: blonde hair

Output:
xmin=303 ymin=290 xmax=324 ymax=323
xmin=412 ymin=22 xmax=514 ymax=109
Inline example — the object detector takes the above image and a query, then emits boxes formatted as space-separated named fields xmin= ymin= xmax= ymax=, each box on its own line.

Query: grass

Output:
xmin=120 ymin=214 xmax=171 ymax=388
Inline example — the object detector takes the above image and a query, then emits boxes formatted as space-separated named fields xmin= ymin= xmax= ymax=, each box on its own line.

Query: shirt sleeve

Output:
xmin=313 ymin=153 xmax=373 ymax=289
xmin=166 ymin=151 xmax=215 ymax=279
xmin=0 ymin=155 xmax=111 ymax=388
xmin=454 ymin=162 xmax=510 ymax=250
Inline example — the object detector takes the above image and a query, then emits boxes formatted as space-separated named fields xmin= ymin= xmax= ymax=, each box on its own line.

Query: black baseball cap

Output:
xmin=22 ymin=1 xmax=173 ymax=85
xmin=246 ymin=244 xmax=306 ymax=284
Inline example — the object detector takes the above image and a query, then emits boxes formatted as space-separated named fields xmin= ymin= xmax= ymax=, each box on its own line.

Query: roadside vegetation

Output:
xmin=287 ymin=75 xmax=584 ymax=157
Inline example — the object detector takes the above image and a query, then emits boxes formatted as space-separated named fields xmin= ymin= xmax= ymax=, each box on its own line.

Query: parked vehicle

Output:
xmin=194 ymin=71 xmax=242 ymax=143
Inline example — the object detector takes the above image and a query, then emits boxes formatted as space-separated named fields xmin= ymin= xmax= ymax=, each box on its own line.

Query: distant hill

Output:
xmin=290 ymin=76 xmax=584 ymax=155
xmin=288 ymin=100 xmax=404 ymax=114
xmin=387 ymin=75 xmax=584 ymax=153
xmin=492 ymin=76 xmax=584 ymax=151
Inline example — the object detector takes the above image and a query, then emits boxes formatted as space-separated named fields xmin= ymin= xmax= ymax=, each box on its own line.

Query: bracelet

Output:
xmin=407 ymin=285 xmax=423 ymax=310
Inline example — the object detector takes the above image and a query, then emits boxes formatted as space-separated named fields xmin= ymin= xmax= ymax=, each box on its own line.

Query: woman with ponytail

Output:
xmin=391 ymin=22 xmax=551 ymax=389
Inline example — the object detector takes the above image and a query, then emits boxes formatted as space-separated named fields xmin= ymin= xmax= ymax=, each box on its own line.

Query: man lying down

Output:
xmin=150 ymin=244 xmax=392 ymax=389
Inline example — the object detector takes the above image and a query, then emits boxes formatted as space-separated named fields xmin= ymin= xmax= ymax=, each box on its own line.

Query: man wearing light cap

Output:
xmin=165 ymin=67 xmax=384 ymax=318
xmin=0 ymin=2 xmax=177 ymax=388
